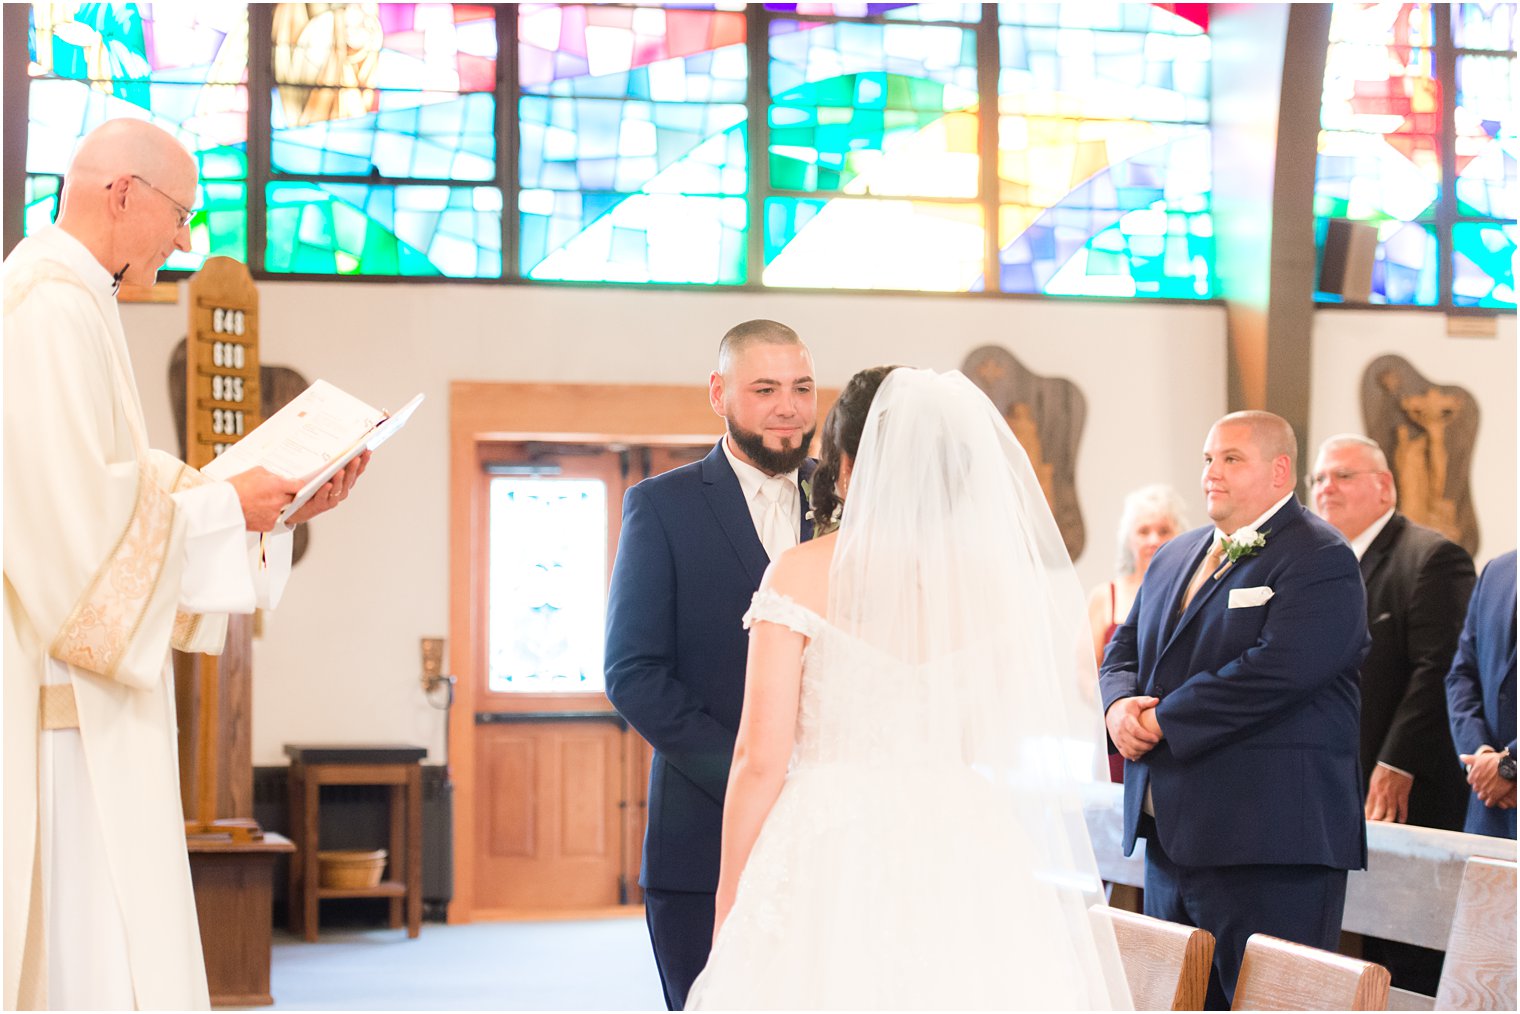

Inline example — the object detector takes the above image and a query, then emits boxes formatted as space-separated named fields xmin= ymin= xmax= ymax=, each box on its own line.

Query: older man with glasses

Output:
xmin=3 ymin=118 xmax=369 ymax=1010
xmin=1310 ymin=433 xmax=1476 ymax=994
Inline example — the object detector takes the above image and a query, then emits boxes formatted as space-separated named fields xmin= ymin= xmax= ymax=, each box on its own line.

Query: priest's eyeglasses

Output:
xmin=1306 ymin=468 xmax=1380 ymax=489
xmin=130 ymin=174 xmax=195 ymax=229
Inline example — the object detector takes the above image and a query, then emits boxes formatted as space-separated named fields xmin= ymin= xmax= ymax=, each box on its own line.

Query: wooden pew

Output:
xmin=1388 ymin=856 xmax=1519 ymax=1011
xmin=1232 ymin=933 xmax=1390 ymax=1011
xmin=1085 ymin=783 xmax=1517 ymax=951
xmin=1094 ymin=905 xmax=1214 ymax=1010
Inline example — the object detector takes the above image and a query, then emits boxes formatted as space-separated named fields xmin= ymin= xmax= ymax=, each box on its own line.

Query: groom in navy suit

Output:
xmin=1101 ymin=411 xmax=1370 ymax=1010
xmin=605 ymin=320 xmax=817 ymax=1010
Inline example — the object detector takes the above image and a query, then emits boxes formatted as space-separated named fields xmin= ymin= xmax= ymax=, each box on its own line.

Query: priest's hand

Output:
xmin=286 ymin=451 xmax=371 ymax=526
xmin=229 ymin=467 xmax=304 ymax=532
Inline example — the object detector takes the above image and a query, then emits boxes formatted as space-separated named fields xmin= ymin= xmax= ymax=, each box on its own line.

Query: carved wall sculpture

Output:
xmin=962 ymin=345 xmax=1086 ymax=560
xmin=1361 ymin=354 xmax=1480 ymax=556
xmin=171 ymin=339 xmax=313 ymax=565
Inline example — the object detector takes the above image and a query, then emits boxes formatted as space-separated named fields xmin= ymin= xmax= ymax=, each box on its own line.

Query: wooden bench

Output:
xmin=1389 ymin=856 xmax=1518 ymax=1011
xmin=1232 ymin=933 xmax=1390 ymax=1011
xmin=1094 ymin=905 xmax=1214 ymax=1010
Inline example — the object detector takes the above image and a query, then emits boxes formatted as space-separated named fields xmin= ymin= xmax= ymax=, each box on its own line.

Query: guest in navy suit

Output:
xmin=1100 ymin=411 xmax=1370 ymax=1010
xmin=1446 ymin=550 xmax=1518 ymax=839
xmin=604 ymin=320 xmax=818 ymax=1010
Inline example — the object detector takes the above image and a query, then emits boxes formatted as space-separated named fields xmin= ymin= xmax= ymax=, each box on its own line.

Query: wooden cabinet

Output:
xmin=187 ymin=832 xmax=294 ymax=1007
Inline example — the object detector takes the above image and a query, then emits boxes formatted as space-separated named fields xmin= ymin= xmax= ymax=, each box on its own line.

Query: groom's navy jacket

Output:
xmin=605 ymin=440 xmax=815 ymax=892
xmin=1100 ymin=497 xmax=1370 ymax=870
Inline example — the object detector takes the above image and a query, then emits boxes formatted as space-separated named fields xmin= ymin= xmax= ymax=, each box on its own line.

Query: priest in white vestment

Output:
xmin=3 ymin=119 xmax=366 ymax=1011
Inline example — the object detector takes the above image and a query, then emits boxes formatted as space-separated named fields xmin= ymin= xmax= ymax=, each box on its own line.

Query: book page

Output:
xmin=201 ymin=379 xmax=383 ymax=483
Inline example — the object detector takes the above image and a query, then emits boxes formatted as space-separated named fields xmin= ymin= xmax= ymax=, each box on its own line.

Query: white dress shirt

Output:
xmin=721 ymin=435 xmax=800 ymax=561
xmin=1347 ymin=507 xmax=1396 ymax=561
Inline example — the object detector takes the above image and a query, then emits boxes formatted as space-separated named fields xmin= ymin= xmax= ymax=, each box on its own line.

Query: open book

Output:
xmin=201 ymin=380 xmax=424 ymax=524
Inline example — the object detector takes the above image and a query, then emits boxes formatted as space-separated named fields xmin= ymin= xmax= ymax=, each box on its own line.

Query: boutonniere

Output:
xmin=1215 ymin=528 xmax=1269 ymax=579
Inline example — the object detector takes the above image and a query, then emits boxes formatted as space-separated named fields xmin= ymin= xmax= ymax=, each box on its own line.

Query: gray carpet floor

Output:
xmin=267 ymin=915 xmax=666 ymax=1010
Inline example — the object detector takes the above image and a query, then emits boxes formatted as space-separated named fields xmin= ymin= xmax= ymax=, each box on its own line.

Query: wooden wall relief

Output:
xmin=962 ymin=345 xmax=1087 ymax=560
xmin=1361 ymin=354 xmax=1480 ymax=556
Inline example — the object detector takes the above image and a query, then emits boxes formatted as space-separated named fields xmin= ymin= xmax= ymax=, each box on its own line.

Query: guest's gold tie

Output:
xmin=1180 ymin=538 xmax=1226 ymax=613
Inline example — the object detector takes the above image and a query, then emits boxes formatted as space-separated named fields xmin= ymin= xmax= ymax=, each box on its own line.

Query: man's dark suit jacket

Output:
xmin=1100 ymin=497 xmax=1370 ymax=870
xmin=1446 ymin=550 xmax=1518 ymax=838
xmin=604 ymin=440 xmax=815 ymax=891
xmin=1357 ymin=513 xmax=1475 ymax=830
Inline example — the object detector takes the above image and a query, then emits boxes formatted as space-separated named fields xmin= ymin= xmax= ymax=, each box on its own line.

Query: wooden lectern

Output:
xmin=173 ymin=258 xmax=292 ymax=1007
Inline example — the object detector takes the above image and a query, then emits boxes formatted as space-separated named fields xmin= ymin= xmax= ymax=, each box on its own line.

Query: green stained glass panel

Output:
xmin=265 ymin=182 xmax=502 ymax=277
xmin=1452 ymin=222 xmax=1517 ymax=307
xmin=25 ymin=4 xmax=249 ymax=271
xmin=768 ymin=21 xmax=978 ymax=198
xmin=24 ymin=175 xmax=60 ymax=234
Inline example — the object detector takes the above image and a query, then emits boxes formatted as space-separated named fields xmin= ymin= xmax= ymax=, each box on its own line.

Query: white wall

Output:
xmin=122 ymin=285 xmax=1229 ymax=763
xmin=1308 ymin=308 xmax=1517 ymax=569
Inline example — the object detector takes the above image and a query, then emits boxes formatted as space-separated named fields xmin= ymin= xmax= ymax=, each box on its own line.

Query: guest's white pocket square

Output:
xmin=1228 ymin=586 xmax=1274 ymax=608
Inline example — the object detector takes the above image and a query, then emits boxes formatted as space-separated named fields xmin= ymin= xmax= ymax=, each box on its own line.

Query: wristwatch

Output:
xmin=1499 ymin=751 xmax=1516 ymax=782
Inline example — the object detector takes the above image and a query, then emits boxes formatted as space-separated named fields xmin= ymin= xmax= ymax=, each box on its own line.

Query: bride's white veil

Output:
xmin=827 ymin=368 xmax=1132 ymax=1009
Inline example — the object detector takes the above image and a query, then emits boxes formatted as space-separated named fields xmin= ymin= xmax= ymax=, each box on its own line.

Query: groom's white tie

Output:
xmin=758 ymin=474 xmax=796 ymax=561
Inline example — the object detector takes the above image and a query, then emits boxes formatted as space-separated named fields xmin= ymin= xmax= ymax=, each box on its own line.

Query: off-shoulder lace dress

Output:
xmin=685 ymin=589 xmax=1121 ymax=1011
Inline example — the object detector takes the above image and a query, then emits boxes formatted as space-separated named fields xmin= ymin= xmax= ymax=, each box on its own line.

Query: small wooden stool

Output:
xmin=285 ymin=744 xmax=426 ymax=941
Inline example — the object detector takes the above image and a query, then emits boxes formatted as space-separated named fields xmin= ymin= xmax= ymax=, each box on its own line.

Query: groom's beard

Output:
xmin=727 ymin=420 xmax=815 ymax=475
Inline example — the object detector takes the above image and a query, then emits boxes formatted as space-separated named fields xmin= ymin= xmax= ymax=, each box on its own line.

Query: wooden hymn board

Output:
xmin=180 ymin=256 xmax=261 ymax=840
xmin=187 ymin=258 xmax=262 ymax=469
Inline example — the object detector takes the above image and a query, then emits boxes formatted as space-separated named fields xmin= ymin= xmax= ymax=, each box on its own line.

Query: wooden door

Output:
xmin=475 ymin=717 xmax=626 ymax=909
xmin=468 ymin=441 xmax=705 ymax=915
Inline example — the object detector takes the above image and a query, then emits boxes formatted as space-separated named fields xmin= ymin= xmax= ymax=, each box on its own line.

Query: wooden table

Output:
xmin=187 ymin=831 xmax=294 ymax=1007
xmin=285 ymin=745 xmax=426 ymax=942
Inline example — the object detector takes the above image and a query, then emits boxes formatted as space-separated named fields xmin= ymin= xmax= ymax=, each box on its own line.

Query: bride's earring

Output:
xmin=838 ymin=477 xmax=849 ymax=500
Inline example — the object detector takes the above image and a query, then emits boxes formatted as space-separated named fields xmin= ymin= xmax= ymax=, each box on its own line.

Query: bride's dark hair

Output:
xmin=811 ymin=365 xmax=901 ymax=530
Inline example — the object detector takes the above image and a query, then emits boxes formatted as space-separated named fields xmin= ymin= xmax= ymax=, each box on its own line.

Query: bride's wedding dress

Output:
xmin=686 ymin=369 xmax=1131 ymax=1010
xmin=687 ymin=589 xmax=1130 ymax=1010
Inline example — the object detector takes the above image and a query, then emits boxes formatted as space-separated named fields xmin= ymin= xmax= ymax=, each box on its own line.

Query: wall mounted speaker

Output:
xmin=1319 ymin=218 xmax=1379 ymax=302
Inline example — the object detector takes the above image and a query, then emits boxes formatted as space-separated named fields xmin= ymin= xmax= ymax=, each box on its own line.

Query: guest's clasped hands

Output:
xmin=227 ymin=451 xmax=371 ymax=531
xmin=1459 ymin=748 xmax=1517 ymax=810
xmin=1106 ymin=695 xmax=1164 ymax=761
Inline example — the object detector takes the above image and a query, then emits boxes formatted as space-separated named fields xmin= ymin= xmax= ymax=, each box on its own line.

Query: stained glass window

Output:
xmin=762 ymin=15 xmax=984 ymax=291
xmin=265 ymin=181 xmax=501 ymax=276
xmin=267 ymin=3 xmax=499 ymax=277
xmin=487 ymin=478 xmax=608 ymax=693
xmin=25 ymin=3 xmax=250 ymax=271
xmin=993 ymin=3 xmax=1213 ymax=298
xmin=1315 ymin=3 xmax=1517 ymax=307
xmin=518 ymin=3 xmax=749 ymax=283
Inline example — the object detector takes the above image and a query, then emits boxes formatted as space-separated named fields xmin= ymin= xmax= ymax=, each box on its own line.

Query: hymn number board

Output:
xmin=186 ymin=257 xmax=261 ymax=471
